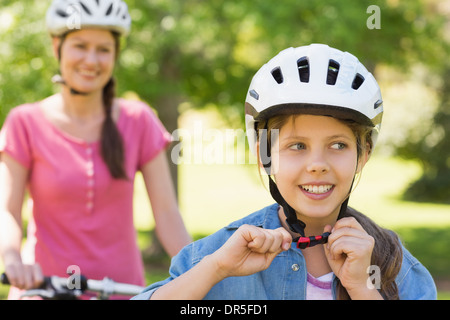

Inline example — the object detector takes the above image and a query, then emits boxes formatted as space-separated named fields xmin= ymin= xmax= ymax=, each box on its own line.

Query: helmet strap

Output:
xmin=268 ymin=175 xmax=352 ymax=249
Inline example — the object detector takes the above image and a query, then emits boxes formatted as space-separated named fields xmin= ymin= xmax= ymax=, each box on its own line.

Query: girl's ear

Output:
xmin=356 ymin=142 xmax=371 ymax=174
xmin=52 ymin=36 xmax=62 ymax=61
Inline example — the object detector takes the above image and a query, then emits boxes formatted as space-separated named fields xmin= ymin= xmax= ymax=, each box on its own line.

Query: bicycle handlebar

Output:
xmin=1 ymin=272 xmax=144 ymax=300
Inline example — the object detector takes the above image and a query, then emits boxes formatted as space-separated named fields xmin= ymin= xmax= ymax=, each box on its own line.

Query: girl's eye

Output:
xmin=289 ymin=143 xmax=306 ymax=151
xmin=331 ymin=142 xmax=347 ymax=150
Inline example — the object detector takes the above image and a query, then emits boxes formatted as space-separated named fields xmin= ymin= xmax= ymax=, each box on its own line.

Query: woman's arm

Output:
xmin=0 ymin=153 xmax=43 ymax=289
xmin=141 ymin=151 xmax=192 ymax=257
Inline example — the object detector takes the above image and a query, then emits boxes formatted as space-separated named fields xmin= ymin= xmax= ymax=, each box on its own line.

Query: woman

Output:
xmin=132 ymin=44 xmax=436 ymax=300
xmin=0 ymin=0 xmax=191 ymax=299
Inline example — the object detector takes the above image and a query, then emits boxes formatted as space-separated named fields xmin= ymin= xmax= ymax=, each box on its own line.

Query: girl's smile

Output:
xmin=299 ymin=183 xmax=335 ymax=200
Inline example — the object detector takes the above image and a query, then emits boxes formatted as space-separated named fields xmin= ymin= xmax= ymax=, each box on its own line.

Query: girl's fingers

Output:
xmin=247 ymin=227 xmax=291 ymax=253
xmin=328 ymin=217 xmax=371 ymax=245
xmin=328 ymin=227 xmax=369 ymax=244
xmin=332 ymin=217 xmax=365 ymax=233
xmin=325 ymin=218 xmax=374 ymax=261
xmin=327 ymin=233 xmax=374 ymax=262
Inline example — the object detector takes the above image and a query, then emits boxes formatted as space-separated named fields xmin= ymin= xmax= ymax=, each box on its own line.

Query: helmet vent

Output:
xmin=56 ymin=10 xmax=69 ymax=18
xmin=106 ymin=3 xmax=113 ymax=16
xmin=352 ymin=73 xmax=365 ymax=90
xmin=79 ymin=2 xmax=92 ymax=15
xmin=271 ymin=67 xmax=284 ymax=84
xmin=374 ymin=99 xmax=383 ymax=109
xmin=297 ymin=57 xmax=310 ymax=83
xmin=326 ymin=59 xmax=340 ymax=85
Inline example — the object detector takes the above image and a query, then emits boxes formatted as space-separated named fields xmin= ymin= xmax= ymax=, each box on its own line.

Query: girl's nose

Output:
xmin=306 ymin=151 xmax=330 ymax=173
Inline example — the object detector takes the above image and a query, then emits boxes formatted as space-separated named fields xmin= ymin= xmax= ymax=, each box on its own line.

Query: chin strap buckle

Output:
xmin=296 ymin=232 xmax=331 ymax=249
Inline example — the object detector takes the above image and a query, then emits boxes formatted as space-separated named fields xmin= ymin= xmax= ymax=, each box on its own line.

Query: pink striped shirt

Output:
xmin=306 ymin=272 xmax=333 ymax=300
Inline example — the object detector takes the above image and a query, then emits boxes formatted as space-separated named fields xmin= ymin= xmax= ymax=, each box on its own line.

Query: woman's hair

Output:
xmin=58 ymin=31 xmax=127 ymax=179
xmin=101 ymin=75 xmax=127 ymax=179
xmin=256 ymin=113 xmax=403 ymax=300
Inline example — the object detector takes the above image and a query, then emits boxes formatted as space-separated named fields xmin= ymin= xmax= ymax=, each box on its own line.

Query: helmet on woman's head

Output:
xmin=46 ymin=0 xmax=131 ymax=37
xmin=245 ymin=43 xmax=383 ymax=156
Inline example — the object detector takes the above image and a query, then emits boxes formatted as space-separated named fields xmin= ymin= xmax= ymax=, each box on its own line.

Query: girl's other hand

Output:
xmin=324 ymin=217 xmax=375 ymax=295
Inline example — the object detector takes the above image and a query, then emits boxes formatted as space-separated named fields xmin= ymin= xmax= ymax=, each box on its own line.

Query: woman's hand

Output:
xmin=324 ymin=217 xmax=381 ymax=299
xmin=4 ymin=260 xmax=44 ymax=290
xmin=211 ymin=225 xmax=292 ymax=279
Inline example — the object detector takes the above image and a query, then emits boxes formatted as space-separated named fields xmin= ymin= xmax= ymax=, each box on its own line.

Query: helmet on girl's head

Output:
xmin=245 ymin=43 xmax=383 ymax=155
xmin=46 ymin=0 xmax=131 ymax=37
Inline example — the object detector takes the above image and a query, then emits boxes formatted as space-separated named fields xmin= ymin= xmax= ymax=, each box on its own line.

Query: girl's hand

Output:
xmin=151 ymin=225 xmax=291 ymax=300
xmin=211 ymin=225 xmax=292 ymax=279
xmin=324 ymin=217 xmax=379 ymax=298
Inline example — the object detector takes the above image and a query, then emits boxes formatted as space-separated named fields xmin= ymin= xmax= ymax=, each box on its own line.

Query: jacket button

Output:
xmin=291 ymin=264 xmax=300 ymax=272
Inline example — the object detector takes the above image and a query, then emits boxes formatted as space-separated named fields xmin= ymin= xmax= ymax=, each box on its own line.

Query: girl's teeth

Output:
xmin=80 ymin=70 xmax=96 ymax=76
xmin=301 ymin=185 xmax=333 ymax=194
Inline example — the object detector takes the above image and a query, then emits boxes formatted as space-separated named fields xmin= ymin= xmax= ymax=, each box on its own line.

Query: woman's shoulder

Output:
xmin=117 ymin=98 xmax=156 ymax=118
xmin=2 ymin=102 xmax=47 ymax=134
xmin=6 ymin=102 xmax=42 ymax=119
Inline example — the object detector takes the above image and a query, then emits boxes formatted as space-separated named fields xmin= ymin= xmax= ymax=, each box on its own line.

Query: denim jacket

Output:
xmin=133 ymin=203 xmax=437 ymax=300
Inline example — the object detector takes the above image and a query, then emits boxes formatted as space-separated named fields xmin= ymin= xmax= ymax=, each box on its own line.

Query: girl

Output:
xmin=0 ymin=0 xmax=191 ymax=299
xmin=132 ymin=44 xmax=436 ymax=300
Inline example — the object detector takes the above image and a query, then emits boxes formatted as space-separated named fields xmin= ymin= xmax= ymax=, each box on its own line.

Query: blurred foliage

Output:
xmin=397 ymin=61 xmax=450 ymax=203
xmin=395 ymin=226 xmax=450 ymax=279
xmin=1 ymin=0 xmax=446 ymax=123
xmin=0 ymin=0 xmax=449 ymax=201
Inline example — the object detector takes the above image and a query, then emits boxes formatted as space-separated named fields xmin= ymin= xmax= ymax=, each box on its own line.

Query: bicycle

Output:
xmin=1 ymin=272 xmax=145 ymax=300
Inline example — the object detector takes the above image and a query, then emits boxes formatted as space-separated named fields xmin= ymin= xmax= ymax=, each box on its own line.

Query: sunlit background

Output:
xmin=1 ymin=0 xmax=449 ymax=299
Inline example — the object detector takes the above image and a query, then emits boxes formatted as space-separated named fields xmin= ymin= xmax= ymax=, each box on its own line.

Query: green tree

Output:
xmin=0 ymin=0 xmax=447 ymax=201
xmin=392 ymin=1 xmax=450 ymax=203
xmin=397 ymin=61 xmax=450 ymax=203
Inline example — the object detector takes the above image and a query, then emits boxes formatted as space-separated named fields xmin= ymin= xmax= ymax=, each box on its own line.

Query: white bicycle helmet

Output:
xmin=245 ymin=43 xmax=383 ymax=155
xmin=46 ymin=0 xmax=131 ymax=37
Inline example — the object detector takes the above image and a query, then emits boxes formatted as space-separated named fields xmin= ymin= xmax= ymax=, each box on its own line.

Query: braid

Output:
xmin=101 ymin=77 xmax=127 ymax=179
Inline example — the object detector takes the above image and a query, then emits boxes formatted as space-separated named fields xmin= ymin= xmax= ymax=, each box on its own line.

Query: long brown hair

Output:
xmin=256 ymin=113 xmax=402 ymax=300
xmin=101 ymin=75 xmax=127 ymax=179
xmin=58 ymin=31 xmax=127 ymax=179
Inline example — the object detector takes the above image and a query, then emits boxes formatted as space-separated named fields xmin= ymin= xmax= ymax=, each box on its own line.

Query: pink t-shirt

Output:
xmin=0 ymin=98 xmax=171 ymax=298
